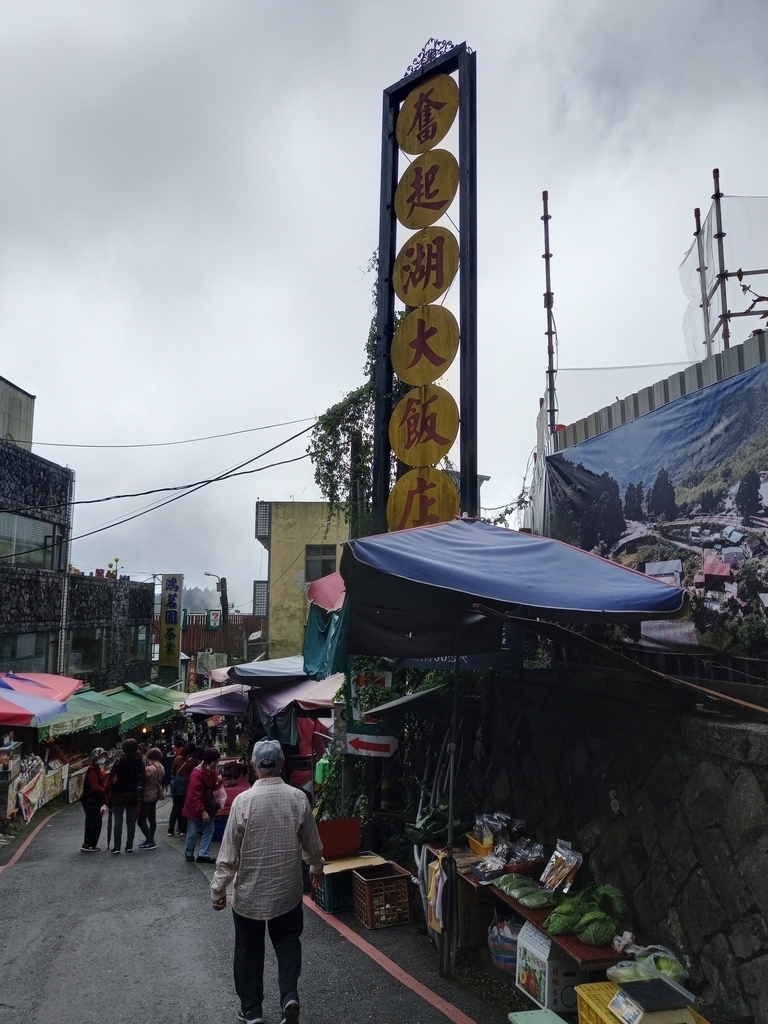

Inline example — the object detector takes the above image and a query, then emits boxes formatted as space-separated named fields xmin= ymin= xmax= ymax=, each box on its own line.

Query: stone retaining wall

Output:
xmin=467 ymin=676 xmax=768 ymax=1022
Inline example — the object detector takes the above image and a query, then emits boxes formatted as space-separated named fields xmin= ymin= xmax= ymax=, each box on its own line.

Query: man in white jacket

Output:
xmin=211 ymin=739 xmax=324 ymax=1024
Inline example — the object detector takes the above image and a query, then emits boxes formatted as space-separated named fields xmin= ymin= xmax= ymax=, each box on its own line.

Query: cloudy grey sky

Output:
xmin=2 ymin=1 xmax=767 ymax=609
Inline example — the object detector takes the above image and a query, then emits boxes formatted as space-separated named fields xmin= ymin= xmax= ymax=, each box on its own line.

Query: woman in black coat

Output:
xmin=108 ymin=737 xmax=146 ymax=853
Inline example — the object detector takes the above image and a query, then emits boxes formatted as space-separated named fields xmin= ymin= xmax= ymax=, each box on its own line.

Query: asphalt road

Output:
xmin=0 ymin=800 xmax=513 ymax=1024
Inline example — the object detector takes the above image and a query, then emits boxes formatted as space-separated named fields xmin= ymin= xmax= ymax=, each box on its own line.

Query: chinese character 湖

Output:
xmin=400 ymin=236 xmax=445 ymax=297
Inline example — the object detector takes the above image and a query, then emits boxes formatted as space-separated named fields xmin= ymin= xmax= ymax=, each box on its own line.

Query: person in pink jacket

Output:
xmin=182 ymin=747 xmax=221 ymax=863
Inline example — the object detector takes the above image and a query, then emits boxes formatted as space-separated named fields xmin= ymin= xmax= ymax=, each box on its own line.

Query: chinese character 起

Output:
xmin=400 ymin=236 xmax=445 ymax=297
xmin=399 ymin=395 xmax=451 ymax=451
xmin=406 ymin=164 xmax=449 ymax=218
xmin=406 ymin=317 xmax=446 ymax=370
xmin=406 ymin=88 xmax=447 ymax=145
xmin=397 ymin=476 xmax=439 ymax=530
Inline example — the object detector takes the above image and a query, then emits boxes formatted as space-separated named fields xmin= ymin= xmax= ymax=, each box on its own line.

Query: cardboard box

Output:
xmin=426 ymin=861 xmax=496 ymax=947
xmin=516 ymin=922 xmax=588 ymax=1013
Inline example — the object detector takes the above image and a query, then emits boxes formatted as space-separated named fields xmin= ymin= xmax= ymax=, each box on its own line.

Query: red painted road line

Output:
xmin=304 ymin=895 xmax=478 ymax=1024
xmin=0 ymin=809 xmax=62 ymax=875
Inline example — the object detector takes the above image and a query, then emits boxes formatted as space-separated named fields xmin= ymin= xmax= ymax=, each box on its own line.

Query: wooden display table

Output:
xmin=489 ymin=884 xmax=624 ymax=972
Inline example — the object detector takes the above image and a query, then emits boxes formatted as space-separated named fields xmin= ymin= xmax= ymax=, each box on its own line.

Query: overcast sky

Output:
xmin=2 ymin=1 xmax=767 ymax=611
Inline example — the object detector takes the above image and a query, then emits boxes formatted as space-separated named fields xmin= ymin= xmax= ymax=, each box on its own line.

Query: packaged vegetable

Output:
xmin=539 ymin=839 xmax=583 ymax=893
xmin=516 ymin=889 xmax=558 ymax=909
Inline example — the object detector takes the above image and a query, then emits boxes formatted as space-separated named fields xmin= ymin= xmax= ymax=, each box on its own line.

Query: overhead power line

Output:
xmin=31 ymin=416 xmax=317 ymax=449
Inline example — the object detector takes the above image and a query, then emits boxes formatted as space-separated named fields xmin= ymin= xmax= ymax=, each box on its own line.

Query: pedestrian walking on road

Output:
xmin=108 ymin=737 xmax=146 ymax=854
xmin=182 ymin=747 xmax=221 ymax=864
xmin=168 ymin=741 xmax=197 ymax=836
xmin=137 ymin=747 xmax=164 ymax=849
xmin=210 ymin=739 xmax=324 ymax=1024
xmin=80 ymin=747 xmax=107 ymax=852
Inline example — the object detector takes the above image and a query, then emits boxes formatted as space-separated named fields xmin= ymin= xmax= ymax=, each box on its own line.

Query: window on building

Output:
xmin=0 ymin=632 xmax=56 ymax=673
xmin=128 ymin=625 xmax=148 ymax=663
xmin=305 ymin=544 xmax=336 ymax=583
xmin=252 ymin=580 xmax=269 ymax=618
xmin=69 ymin=628 xmax=109 ymax=674
xmin=0 ymin=512 xmax=62 ymax=570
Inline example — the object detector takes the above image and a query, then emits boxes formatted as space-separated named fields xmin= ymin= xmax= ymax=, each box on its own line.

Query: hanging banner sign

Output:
xmin=395 ymin=73 xmax=460 ymax=154
xmin=387 ymin=466 xmax=460 ymax=531
xmin=393 ymin=225 xmax=460 ymax=306
xmin=392 ymin=305 xmax=459 ymax=385
xmin=206 ymin=609 xmax=222 ymax=630
xmin=159 ymin=574 xmax=184 ymax=670
xmin=394 ymin=149 xmax=459 ymax=230
xmin=389 ymin=384 xmax=459 ymax=467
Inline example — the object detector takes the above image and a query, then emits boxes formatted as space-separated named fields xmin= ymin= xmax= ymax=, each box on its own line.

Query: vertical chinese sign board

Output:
xmin=159 ymin=573 xmax=184 ymax=684
xmin=372 ymin=42 xmax=477 ymax=535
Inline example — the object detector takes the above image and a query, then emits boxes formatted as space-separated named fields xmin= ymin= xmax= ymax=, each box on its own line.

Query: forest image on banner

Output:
xmin=537 ymin=359 xmax=768 ymax=654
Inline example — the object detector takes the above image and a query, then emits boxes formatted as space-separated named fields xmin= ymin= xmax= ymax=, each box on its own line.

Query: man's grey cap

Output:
xmin=251 ymin=739 xmax=284 ymax=769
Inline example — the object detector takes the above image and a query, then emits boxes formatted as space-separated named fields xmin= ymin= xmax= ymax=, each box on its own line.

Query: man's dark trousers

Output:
xmin=233 ymin=902 xmax=303 ymax=1016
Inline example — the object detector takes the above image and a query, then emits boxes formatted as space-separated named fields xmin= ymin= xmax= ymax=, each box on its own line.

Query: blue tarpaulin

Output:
xmin=339 ymin=520 xmax=686 ymax=657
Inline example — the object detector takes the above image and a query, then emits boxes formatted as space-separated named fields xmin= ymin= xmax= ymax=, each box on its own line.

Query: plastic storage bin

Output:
xmin=575 ymin=982 xmax=709 ymax=1024
xmin=314 ymin=871 xmax=354 ymax=913
xmin=352 ymin=861 xmax=412 ymax=929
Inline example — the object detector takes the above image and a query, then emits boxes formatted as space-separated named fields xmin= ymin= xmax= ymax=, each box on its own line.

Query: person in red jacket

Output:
xmin=182 ymin=747 xmax=221 ymax=863
xmin=80 ymin=747 xmax=107 ymax=852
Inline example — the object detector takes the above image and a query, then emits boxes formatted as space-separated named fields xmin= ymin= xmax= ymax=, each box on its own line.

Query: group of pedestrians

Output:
xmin=79 ymin=734 xmax=223 ymax=860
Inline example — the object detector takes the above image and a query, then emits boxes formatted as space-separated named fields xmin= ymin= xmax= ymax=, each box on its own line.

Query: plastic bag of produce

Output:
xmin=495 ymin=874 xmax=538 ymax=898
xmin=539 ymin=839 xmax=583 ymax=893
xmin=574 ymin=909 xmax=617 ymax=946
xmin=606 ymin=959 xmax=658 ymax=983
xmin=636 ymin=945 xmax=689 ymax=983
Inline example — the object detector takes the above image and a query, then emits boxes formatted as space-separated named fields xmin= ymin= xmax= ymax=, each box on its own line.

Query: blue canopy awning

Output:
xmin=339 ymin=520 xmax=687 ymax=657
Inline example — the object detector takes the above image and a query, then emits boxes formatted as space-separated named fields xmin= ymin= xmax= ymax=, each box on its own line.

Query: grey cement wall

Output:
xmin=0 ymin=565 xmax=63 ymax=633
xmin=467 ymin=677 xmax=768 ymax=1022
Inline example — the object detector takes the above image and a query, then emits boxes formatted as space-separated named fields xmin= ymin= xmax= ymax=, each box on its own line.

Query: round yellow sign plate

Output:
xmin=396 ymin=74 xmax=459 ymax=155
xmin=392 ymin=226 xmax=459 ymax=306
xmin=389 ymin=384 xmax=459 ymax=467
xmin=394 ymin=149 xmax=459 ymax=231
xmin=392 ymin=305 xmax=459 ymax=385
xmin=387 ymin=467 xmax=459 ymax=532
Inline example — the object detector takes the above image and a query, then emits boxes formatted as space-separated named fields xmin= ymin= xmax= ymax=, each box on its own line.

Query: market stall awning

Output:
xmin=256 ymin=674 xmax=344 ymax=716
xmin=71 ymin=690 xmax=125 ymax=731
xmin=112 ymin=687 xmax=176 ymax=725
xmin=340 ymin=519 xmax=688 ymax=657
xmin=140 ymin=683 xmax=187 ymax=707
xmin=0 ymin=691 xmax=67 ymax=727
xmin=182 ymin=684 xmax=251 ymax=717
xmin=228 ymin=655 xmax=308 ymax=683
xmin=0 ymin=671 xmax=83 ymax=701
xmin=36 ymin=694 xmax=98 ymax=739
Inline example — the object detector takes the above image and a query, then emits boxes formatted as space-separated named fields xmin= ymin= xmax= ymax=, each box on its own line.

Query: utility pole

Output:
xmin=219 ymin=576 xmax=231 ymax=662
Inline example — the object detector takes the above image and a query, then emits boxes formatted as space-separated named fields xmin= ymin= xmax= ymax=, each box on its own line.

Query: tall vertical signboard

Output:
xmin=159 ymin=573 xmax=184 ymax=682
xmin=372 ymin=40 xmax=477 ymax=535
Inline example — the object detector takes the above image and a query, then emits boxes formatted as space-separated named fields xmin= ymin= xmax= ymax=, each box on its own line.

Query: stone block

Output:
xmin=644 ymin=753 xmax=685 ymax=809
xmin=681 ymin=717 xmax=768 ymax=766
xmin=699 ymin=934 xmax=751 ymax=1020
xmin=678 ymin=869 xmax=727 ymax=952
xmin=656 ymin=801 xmax=697 ymax=886
xmin=729 ymin=913 xmax=768 ymax=961
xmin=694 ymin=828 xmax=754 ymax=918
xmin=680 ymin=760 xmax=730 ymax=831
xmin=722 ymin=770 xmax=768 ymax=854
xmin=634 ymin=787 xmax=658 ymax=858
xmin=736 ymin=833 xmax=768 ymax=920
xmin=597 ymin=818 xmax=631 ymax=870
xmin=739 ymin=953 xmax=768 ymax=1021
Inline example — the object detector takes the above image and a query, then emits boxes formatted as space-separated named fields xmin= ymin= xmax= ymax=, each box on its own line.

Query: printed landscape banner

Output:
xmin=536 ymin=360 xmax=768 ymax=557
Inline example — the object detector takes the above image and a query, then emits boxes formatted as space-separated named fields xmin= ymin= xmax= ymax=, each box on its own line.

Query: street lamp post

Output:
xmin=204 ymin=572 xmax=231 ymax=661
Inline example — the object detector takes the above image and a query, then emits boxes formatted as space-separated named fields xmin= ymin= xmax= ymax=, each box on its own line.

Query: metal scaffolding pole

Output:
xmin=712 ymin=168 xmax=730 ymax=350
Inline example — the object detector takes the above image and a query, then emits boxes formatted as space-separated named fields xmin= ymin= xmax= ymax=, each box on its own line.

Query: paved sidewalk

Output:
xmin=0 ymin=800 xmax=513 ymax=1024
